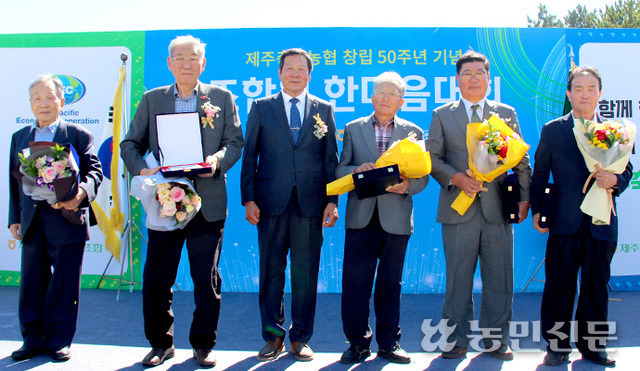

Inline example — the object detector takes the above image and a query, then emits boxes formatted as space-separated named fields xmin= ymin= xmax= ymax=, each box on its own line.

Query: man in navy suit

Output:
xmin=8 ymin=75 xmax=102 ymax=362
xmin=531 ymin=66 xmax=632 ymax=367
xmin=121 ymin=35 xmax=244 ymax=368
xmin=240 ymin=48 xmax=339 ymax=362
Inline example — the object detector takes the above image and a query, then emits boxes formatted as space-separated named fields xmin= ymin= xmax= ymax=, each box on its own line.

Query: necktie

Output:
xmin=471 ymin=104 xmax=482 ymax=123
xmin=289 ymin=97 xmax=302 ymax=143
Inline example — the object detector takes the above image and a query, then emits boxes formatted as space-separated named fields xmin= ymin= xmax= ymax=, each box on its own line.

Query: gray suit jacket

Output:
xmin=121 ymin=82 xmax=244 ymax=222
xmin=426 ymin=99 xmax=531 ymax=225
xmin=336 ymin=114 xmax=429 ymax=235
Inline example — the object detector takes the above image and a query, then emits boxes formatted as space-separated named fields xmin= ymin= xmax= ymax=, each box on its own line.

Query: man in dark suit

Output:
xmin=426 ymin=51 xmax=531 ymax=360
xmin=240 ymin=48 xmax=339 ymax=362
xmin=120 ymin=35 xmax=243 ymax=368
xmin=336 ymin=72 xmax=428 ymax=365
xmin=532 ymin=67 xmax=631 ymax=367
xmin=8 ymin=74 xmax=102 ymax=362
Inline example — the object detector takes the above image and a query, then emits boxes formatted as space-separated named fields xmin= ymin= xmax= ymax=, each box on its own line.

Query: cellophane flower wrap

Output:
xmin=130 ymin=173 xmax=201 ymax=231
xmin=573 ymin=117 xmax=636 ymax=225
xmin=326 ymin=134 xmax=431 ymax=196
xmin=451 ymin=115 xmax=530 ymax=215
xmin=18 ymin=142 xmax=79 ymax=205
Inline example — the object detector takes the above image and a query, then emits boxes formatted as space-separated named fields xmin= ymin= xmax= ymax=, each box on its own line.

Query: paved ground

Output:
xmin=0 ymin=287 xmax=638 ymax=370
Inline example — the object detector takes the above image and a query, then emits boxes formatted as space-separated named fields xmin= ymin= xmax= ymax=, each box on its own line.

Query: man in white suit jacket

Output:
xmin=336 ymin=72 xmax=428 ymax=365
xmin=426 ymin=52 xmax=531 ymax=361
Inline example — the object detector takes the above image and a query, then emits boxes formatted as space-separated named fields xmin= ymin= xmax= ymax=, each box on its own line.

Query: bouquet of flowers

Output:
xmin=13 ymin=141 xmax=82 ymax=224
xmin=573 ymin=117 xmax=636 ymax=225
xmin=327 ymin=133 xmax=431 ymax=195
xmin=130 ymin=173 xmax=201 ymax=231
xmin=451 ymin=114 xmax=530 ymax=215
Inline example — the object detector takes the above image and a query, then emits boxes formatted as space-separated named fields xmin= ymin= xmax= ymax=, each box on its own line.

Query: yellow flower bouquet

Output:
xmin=451 ymin=115 xmax=530 ymax=215
xmin=326 ymin=135 xmax=431 ymax=196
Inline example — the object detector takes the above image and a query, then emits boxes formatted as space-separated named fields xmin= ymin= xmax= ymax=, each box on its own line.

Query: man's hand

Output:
xmin=139 ymin=167 xmax=161 ymax=176
xmin=56 ymin=187 xmax=86 ymax=211
xmin=451 ymin=171 xmax=484 ymax=197
xmin=533 ymin=212 xmax=550 ymax=234
xmin=353 ymin=162 xmax=376 ymax=173
xmin=9 ymin=223 xmax=21 ymax=241
xmin=386 ymin=176 xmax=410 ymax=195
xmin=199 ymin=155 xmax=219 ymax=178
xmin=594 ymin=164 xmax=617 ymax=190
xmin=517 ymin=201 xmax=530 ymax=224
xmin=245 ymin=201 xmax=261 ymax=225
xmin=323 ymin=202 xmax=338 ymax=227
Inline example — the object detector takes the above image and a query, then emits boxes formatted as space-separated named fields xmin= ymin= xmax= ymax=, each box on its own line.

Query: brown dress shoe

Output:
xmin=290 ymin=341 xmax=314 ymax=361
xmin=142 ymin=346 xmax=175 ymax=367
xmin=257 ymin=338 xmax=285 ymax=361
xmin=193 ymin=349 xmax=216 ymax=368
xmin=442 ymin=345 xmax=467 ymax=359
xmin=487 ymin=344 xmax=514 ymax=361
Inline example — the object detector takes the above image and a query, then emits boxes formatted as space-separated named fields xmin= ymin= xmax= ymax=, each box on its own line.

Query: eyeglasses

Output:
xmin=171 ymin=56 xmax=202 ymax=65
xmin=374 ymin=90 xmax=402 ymax=99
xmin=459 ymin=70 xmax=487 ymax=80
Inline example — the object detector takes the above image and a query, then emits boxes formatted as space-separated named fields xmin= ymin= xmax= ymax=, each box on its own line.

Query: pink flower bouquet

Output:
xmin=130 ymin=174 xmax=201 ymax=231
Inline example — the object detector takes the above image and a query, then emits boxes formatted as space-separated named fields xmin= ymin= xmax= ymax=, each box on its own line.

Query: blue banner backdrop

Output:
xmin=137 ymin=27 xmax=640 ymax=293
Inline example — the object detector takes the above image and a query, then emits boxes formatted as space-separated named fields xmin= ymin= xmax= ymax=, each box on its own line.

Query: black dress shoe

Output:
xmin=142 ymin=346 xmax=175 ymax=367
xmin=442 ymin=345 xmax=467 ymax=359
xmin=488 ymin=344 xmax=514 ymax=361
xmin=582 ymin=351 xmax=616 ymax=367
xmin=339 ymin=345 xmax=371 ymax=364
xmin=11 ymin=345 xmax=43 ymax=361
xmin=51 ymin=346 xmax=71 ymax=362
xmin=377 ymin=343 xmax=411 ymax=364
xmin=193 ymin=349 xmax=216 ymax=368
xmin=543 ymin=349 xmax=569 ymax=366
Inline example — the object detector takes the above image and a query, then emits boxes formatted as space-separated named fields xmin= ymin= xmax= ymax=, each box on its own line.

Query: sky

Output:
xmin=0 ymin=0 xmax=619 ymax=34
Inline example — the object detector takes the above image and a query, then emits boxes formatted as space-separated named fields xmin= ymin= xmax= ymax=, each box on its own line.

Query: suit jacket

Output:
xmin=240 ymin=92 xmax=339 ymax=218
xmin=427 ymin=99 xmax=532 ymax=225
xmin=120 ymin=82 xmax=244 ymax=223
xmin=8 ymin=120 xmax=103 ymax=245
xmin=336 ymin=114 xmax=428 ymax=236
xmin=530 ymin=113 xmax=632 ymax=242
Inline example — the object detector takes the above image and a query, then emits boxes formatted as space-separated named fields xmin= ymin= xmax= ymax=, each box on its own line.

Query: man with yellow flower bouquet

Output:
xmin=531 ymin=67 xmax=633 ymax=367
xmin=426 ymin=51 xmax=532 ymax=361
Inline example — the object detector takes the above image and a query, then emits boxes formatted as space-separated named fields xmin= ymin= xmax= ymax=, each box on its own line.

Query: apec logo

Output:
xmin=53 ymin=75 xmax=86 ymax=105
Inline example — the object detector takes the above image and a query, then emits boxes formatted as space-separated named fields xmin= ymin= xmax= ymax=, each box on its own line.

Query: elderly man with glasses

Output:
xmin=336 ymin=71 xmax=429 ymax=365
xmin=120 ymin=35 xmax=244 ymax=368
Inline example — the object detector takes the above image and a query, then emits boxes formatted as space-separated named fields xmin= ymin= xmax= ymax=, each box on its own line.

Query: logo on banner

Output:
xmin=53 ymin=75 xmax=86 ymax=105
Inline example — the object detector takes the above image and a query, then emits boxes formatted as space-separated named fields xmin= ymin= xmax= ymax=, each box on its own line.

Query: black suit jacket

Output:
xmin=8 ymin=120 xmax=103 ymax=245
xmin=531 ymin=113 xmax=633 ymax=242
xmin=240 ymin=92 xmax=339 ymax=217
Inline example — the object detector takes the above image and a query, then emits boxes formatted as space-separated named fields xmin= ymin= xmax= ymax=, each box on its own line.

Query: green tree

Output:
xmin=528 ymin=0 xmax=640 ymax=28
xmin=597 ymin=0 xmax=640 ymax=28
xmin=563 ymin=5 xmax=598 ymax=28
xmin=527 ymin=4 xmax=564 ymax=27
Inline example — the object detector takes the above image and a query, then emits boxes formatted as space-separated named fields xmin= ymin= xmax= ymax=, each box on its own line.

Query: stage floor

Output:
xmin=1 ymin=287 xmax=638 ymax=370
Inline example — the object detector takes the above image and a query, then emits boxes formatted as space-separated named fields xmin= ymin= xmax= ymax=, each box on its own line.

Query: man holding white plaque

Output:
xmin=120 ymin=35 xmax=243 ymax=368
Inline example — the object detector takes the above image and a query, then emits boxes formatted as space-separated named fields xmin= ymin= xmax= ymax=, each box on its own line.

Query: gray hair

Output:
xmin=168 ymin=35 xmax=206 ymax=58
xmin=29 ymin=74 xmax=64 ymax=100
xmin=373 ymin=71 xmax=406 ymax=97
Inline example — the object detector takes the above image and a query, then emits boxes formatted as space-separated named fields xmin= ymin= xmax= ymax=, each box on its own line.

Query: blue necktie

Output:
xmin=289 ymin=97 xmax=302 ymax=143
